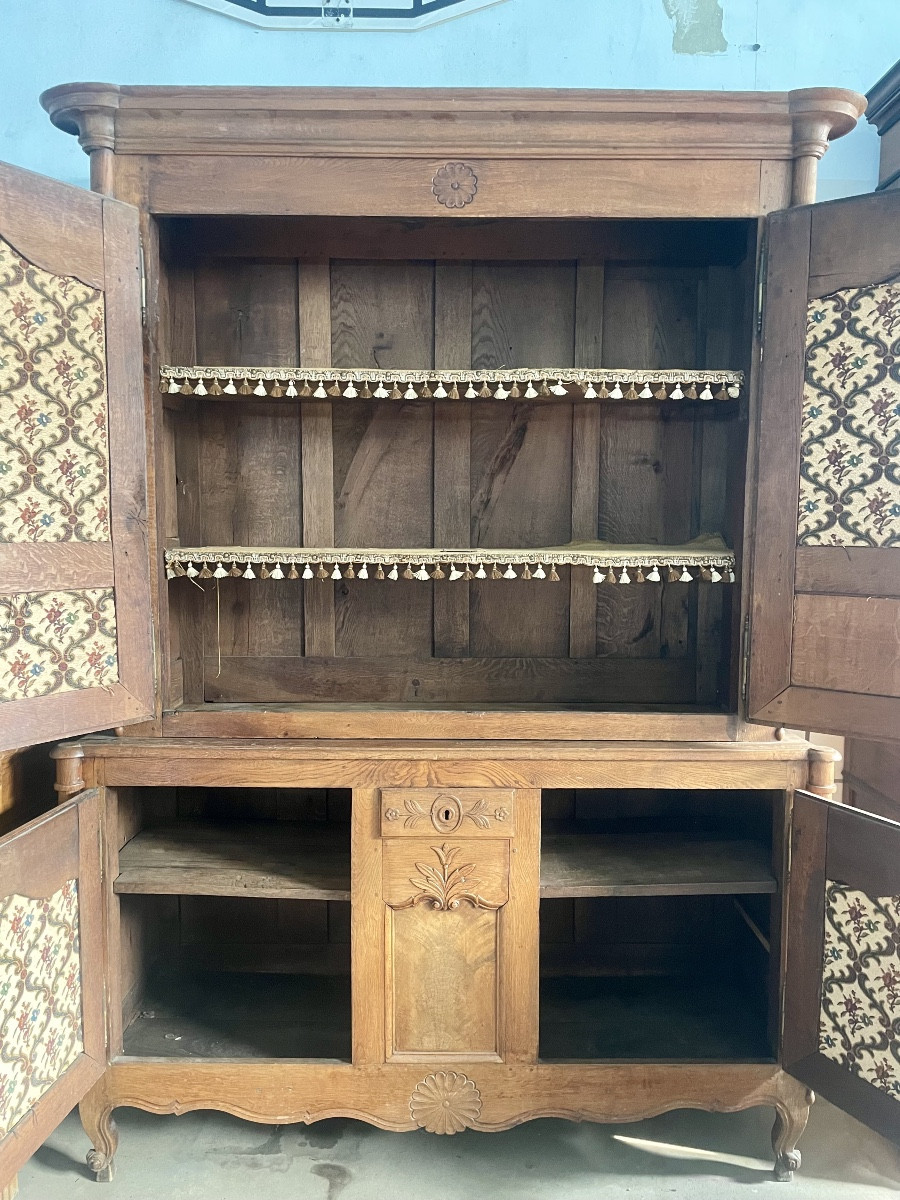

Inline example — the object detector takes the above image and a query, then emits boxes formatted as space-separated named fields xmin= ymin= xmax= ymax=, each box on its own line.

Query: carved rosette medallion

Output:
xmin=409 ymin=1071 xmax=482 ymax=1134
xmin=432 ymin=162 xmax=477 ymax=209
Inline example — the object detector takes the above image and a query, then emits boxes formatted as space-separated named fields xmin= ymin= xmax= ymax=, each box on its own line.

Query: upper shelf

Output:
xmin=159 ymin=366 xmax=743 ymax=404
xmin=166 ymin=534 xmax=736 ymax=584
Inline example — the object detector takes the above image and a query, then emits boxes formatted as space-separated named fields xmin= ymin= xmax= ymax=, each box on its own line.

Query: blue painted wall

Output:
xmin=2 ymin=0 xmax=895 ymax=198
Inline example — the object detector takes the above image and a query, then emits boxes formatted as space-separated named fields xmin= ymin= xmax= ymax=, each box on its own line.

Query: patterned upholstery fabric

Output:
xmin=798 ymin=280 xmax=900 ymax=547
xmin=0 ymin=234 xmax=119 ymax=704
xmin=0 ymin=881 xmax=83 ymax=1136
xmin=0 ymin=587 xmax=118 ymax=702
xmin=0 ymin=235 xmax=110 ymax=543
xmin=819 ymin=879 xmax=900 ymax=1102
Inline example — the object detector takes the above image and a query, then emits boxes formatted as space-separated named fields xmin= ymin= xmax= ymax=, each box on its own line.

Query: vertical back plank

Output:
xmin=434 ymin=262 xmax=472 ymax=656
xmin=597 ymin=266 xmax=701 ymax=671
xmin=195 ymin=261 xmax=303 ymax=675
xmin=470 ymin=262 xmax=576 ymax=657
xmin=570 ymin=263 xmax=604 ymax=657
xmin=299 ymin=261 xmax=336 ymax=657
xmin=331 ymin=261 xmax=435 ymax=659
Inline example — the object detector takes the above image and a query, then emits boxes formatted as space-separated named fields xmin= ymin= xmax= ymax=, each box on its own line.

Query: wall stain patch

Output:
xmin=662 ymin=0 xmax=728 ymax=54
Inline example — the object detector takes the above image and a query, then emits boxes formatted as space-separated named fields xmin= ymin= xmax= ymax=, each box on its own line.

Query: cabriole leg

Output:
xmin=1 ymin=1174 xmax=19 ymax=1200
xmin=771 ymin=1088 xmax=813 ymax=1182
xmin=80 ymin=1082 xmax=118 ymax=1183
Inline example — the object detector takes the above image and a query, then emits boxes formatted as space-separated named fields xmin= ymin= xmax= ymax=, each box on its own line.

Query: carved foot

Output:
xmin=80 ymin=1093 xmax=118 ymax=1183
xmin=771 ymin=1096 xmax=811 ymax=1182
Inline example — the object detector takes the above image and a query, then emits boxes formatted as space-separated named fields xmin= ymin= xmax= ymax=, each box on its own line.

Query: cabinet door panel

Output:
xmin=353 ymin=787 xmax=539 ymax=1067
xmin=783 ymin=790 xmax=900 ymax=1142
xmin=0 ymin=788 xmax=105 ymax=1186
xmin=0 ymin=161 xmax=153 ymax=750
xmin=749 ymin=190 xmax=900 ymax=739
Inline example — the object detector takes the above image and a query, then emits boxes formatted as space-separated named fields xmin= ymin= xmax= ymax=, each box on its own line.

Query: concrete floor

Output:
xmin=18 ymin=1097 xmax=900 ymax=1200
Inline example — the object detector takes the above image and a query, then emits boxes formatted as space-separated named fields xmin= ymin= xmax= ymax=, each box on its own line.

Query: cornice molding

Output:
xmin=40 ymin=84 xmax=866 ymax=163
xmin=867 ymin=59 xmax=900 ymax=136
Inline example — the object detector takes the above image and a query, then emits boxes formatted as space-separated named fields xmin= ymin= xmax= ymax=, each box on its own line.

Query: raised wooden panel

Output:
xmin=389 ymin=904 xmax=500 ymax=1058
xmin=790 ymin=595 xmax=900 ymax=697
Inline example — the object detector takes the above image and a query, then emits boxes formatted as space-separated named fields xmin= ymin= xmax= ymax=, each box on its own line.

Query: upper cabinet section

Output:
xmin=40 ymin=84 xmax=866 ymax=217
xmin=0 ymin=163 xmax=154 ymax=749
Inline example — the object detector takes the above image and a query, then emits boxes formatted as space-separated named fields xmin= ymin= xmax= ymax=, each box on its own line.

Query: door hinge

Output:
xmin=139 ymin=239 xmax=147 ymax=327
xmin=740 ymin=613 xmax=751 ymax=706
xmin=755 ymin=228 xmax=768 ymax=336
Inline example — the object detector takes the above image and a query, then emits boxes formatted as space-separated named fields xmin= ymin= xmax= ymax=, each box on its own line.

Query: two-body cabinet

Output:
xmin=1 ymin=85 xmax=899 ymax=1191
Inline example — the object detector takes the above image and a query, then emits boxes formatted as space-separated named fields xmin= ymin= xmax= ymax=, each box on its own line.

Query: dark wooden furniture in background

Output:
xmin=1 ymin=85 xmax=898 ymax=1195
xmin=868 ymin=57 xmax=900 ymax=191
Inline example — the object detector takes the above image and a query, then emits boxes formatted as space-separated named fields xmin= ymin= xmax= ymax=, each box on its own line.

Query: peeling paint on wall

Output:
xmin=662 ymin=0 xmax=728 ymax=54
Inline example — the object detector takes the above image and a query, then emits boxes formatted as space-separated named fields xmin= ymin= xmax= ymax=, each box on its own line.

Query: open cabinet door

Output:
xmin=784 ymin=789 xmax=900 ymax=1142
xmin=0 ymin=161 xmax=153 ymax=751
xmin=0 ymin=788 xmax=105 ymax=1186
xmin=748 ymin=190 xmax=900 ymax=739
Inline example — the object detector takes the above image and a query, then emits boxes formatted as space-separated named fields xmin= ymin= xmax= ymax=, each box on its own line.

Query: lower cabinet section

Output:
xmin=65 ymin=752 xmax=823 ymax=1183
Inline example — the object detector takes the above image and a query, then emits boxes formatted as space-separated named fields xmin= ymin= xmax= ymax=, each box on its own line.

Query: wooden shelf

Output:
xmin=160 ymin=365 xmax=743 ymax=404
xmin=539 ymin=834 xmax=775 ymax=897
xmin=115 ymin=821 xmax=350 ymax=900
xmin=166 ymin=535 xmax=736 ymax=584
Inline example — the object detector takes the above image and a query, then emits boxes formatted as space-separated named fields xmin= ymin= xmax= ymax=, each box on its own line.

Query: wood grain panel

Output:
xmin=194 ymin=261 xmax=302 ymax=671
xmin=331 ymin=261 xmax=434 ymax=659
xmin=388 ymin=905 xmax=500 ymax=1057
xmin=791 ymin=594 xmax=900 ymax=697
xmin=203 ymin=654 xmax=696 ymax=704
xmin=470 ymin=262 xmax=575 ymax=657
xmin=299 ymin=260 xmax=335 ymax=656
xmin=433 ymin=262 xmax=473 ymax=657
xmin=0 ymin=543 xmax=113 ymax=593
xmin=145 ymin=155 xmax=766 ymax=219
xmin=570 ymin=262 xmax=604 ymax=658
xmin=597 ymin=266 xmax=702 ymax=665
xmin=795 ymin=547 xmax=900 ymax=598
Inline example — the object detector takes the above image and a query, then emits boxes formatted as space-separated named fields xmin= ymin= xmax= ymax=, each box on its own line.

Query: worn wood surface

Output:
xmin=540 ymin=834 xmax=775 ymax=897
xmin=114 ymin=820 xmax=350 ymax=898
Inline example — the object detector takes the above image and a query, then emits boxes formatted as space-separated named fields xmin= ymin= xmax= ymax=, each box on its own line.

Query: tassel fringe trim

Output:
xmin=165 ymin=541 xmax=736 ymax=585
xmin=160 ymin=366 xmax=743 ymax=403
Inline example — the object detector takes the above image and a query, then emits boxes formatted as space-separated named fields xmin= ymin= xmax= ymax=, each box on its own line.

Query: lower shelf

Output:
xmin=122 ymin=970 xmax=351 ymax=1061
xmin=539 ymin=976 xmax=772 ymax=1062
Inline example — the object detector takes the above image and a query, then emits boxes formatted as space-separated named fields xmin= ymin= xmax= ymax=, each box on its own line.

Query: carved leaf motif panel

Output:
xmin=0 ymin=880 xmax=84 ymax=1137
xmin=798 ymin=279 xmax=900 ymax=547
xmin=0 ymin=235 xmax=110 ymax=543
xmin=819 ymin=879 xmax=900 ymax=1102
xmin=0 ymin=587 xmax=118 ymax=703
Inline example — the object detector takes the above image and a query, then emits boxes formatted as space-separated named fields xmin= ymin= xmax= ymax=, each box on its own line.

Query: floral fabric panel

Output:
xmin=0 ymin=234 xmax=110 ymax=542
xmin=798 ymin=280 xmax=900 ymax=546
xmin=0 ymin=880 xmax=83 ymax=1137
xmin=0 ymin=587 xmax=118 ymax=703
xmin=819 ymin=879 xmax=900 ymax=1102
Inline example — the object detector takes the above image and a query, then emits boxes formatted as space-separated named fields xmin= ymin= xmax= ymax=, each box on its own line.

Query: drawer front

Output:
xmin=380 ymin=788 xmax=515 ymax=838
